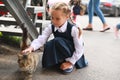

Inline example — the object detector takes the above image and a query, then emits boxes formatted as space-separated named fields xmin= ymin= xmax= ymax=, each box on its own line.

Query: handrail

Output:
xmin=1 ymin=0 xmax=39 ymax=40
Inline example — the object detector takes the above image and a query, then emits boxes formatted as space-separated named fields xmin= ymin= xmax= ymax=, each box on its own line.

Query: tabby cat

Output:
xmin=17 ymin=23 xmax=40 ymax=74
xmin=17 ymin=51 xmax=40 ymax=74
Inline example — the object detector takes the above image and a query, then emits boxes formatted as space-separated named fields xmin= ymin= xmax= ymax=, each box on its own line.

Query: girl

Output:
xmin=22 ymin=2 xmax=88 ymax=74
xmin=70 ymin=0 xmax=85 ymax=23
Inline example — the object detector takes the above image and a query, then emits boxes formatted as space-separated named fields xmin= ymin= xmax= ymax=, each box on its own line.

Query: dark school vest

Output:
xmin=51 ymin=22 xmax=74 ymax=43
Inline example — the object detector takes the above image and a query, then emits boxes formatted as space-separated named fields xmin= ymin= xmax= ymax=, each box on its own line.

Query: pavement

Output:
xmin=0 ymin=15 xmax=120 ymax=80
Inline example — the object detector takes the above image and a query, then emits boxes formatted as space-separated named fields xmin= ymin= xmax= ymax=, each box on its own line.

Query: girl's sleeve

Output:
xmin=65 ymin=26 xmax=84 ymax=65
xmin=30 ymin=24 xmax=52 ymax=51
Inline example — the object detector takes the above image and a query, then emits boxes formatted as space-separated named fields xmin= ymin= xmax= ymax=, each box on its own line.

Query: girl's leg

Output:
xmin=42 ymin=37 xmax=74 ymax=68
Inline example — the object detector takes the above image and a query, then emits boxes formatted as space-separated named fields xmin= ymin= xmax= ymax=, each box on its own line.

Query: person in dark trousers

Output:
xmin=22 ymin=2 xmax=88 ymax=74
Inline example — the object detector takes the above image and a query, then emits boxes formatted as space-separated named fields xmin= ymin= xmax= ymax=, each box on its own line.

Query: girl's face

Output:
xmin=51 ymin=10 xmax=69 ymax=27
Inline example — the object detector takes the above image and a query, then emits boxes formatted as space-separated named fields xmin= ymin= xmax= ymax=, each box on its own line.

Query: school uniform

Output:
xmin=31 ymin=21 xmax=88 ymax=69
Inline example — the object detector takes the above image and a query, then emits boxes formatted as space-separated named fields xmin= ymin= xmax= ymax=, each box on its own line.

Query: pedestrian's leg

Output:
xmin=88 ymin=0 xmax=94 ymax=26
xmin=70 ymin=13 xmax=76 ymax=24
xmin=114 ymin=24 xmax=120 ymax=39
xmin=83 ymin=0 xmax=93 ymax=31
xmin=72 ymin=14 xmax=77 ymax=23
xmin=94 ymin=0 xmax=110 ymax=32
xmin=114 ymin=26 xmax=119 ymax=39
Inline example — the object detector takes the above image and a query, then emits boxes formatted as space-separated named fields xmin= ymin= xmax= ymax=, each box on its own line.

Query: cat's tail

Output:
xmin=20 ymin=23 xmax=28 ymax=50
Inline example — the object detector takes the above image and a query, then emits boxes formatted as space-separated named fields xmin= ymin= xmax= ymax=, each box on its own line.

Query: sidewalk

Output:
xmin=0 ymin=15 xmax=120 ymax=80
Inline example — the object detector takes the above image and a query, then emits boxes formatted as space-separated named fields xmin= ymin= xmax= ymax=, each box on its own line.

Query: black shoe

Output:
xmin=83 ymin=27 xmax=93 ymax=31
xmin=100 ymin=27 xmax=110 ymax=32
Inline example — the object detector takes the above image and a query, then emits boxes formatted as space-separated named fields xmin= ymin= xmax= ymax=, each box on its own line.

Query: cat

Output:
xmin=17 ymin=23 xmax=41 ymax=74
xmin=17 ymin=51 xmax=40 ymax=74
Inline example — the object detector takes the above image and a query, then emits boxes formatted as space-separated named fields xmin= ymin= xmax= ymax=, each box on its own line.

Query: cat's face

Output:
xmin=17 ymin=52 xmax=34 ymax=72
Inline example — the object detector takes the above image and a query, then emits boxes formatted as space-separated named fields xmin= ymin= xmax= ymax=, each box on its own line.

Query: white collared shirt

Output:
xmin=31 ymin=21 xmax=84 ymax=65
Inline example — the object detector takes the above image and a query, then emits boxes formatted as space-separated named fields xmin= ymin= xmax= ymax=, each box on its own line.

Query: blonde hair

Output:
xmin=51 ymin=2 xmax=82 ymax=38
xmin=51 ymin=2 xmax=71 ymax=16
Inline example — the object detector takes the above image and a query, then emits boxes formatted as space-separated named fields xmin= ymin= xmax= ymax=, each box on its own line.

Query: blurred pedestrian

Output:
xmin=83 ymin=0 xmax=110 ymax=32
xmin=114 ymin=23 xmax=120 ymax=39
xmin=32 ymin=0 xmax=43 ymax=6
xmin=70 ymin=0 xmax=86 ymax=23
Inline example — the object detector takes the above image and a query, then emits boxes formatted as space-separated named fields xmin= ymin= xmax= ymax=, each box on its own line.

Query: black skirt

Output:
xmin=42 ymin=37 xmax=88 ymax=69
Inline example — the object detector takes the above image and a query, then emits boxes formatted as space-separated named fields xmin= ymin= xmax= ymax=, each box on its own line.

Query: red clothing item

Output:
xmin=37 ymin=13 xmax=42 ymax=17
xmin=0 ymin=0 xmax=3 ymax=4
xmin=0 ymin=1 xmax=8 ymax=16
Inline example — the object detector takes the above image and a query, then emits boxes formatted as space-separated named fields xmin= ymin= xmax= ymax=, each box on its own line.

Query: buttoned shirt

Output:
xmin=31 ymin=21 xmax=84 ymax=65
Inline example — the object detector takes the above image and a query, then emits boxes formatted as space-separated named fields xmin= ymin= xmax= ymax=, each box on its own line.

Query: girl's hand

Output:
xmin=60 ymin=61 xmax=73 ymax=70
xmin=22 ymin=46 xmax=34 ymax=54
